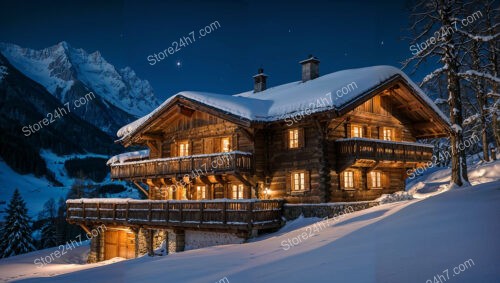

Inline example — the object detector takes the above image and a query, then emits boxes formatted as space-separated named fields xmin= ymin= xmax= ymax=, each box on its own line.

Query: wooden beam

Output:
xmin=233 ymin=172 xmax=254 ymax=187
xmin=199 ymin=175 xmax=214 ymax=185
xmin=133 ymin=181 xmax=149 ymax=197
xmin=237 ymin=127 xmax=254 ymax=141
xmin=177 ymin=105 xmax=195 ymax=117
xmin=397 ymin=101 xmax=420 ymax=109
xmin=214 ymin=175 xmax=226 ymax=184
xmin=79 ymin=224 xmax=92 ymax=235
xmin=367 ymin=161 xmax=381 ymax=173
xmin=142 ymin=133 xmax=163 ymax=140
xmin=146 ymin=140 xmax=160 ymax=156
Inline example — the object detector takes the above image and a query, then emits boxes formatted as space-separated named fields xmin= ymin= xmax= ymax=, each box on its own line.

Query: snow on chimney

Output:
xmin=253 ymin=68 xmax=268 ymax=93
xmin=299 ymin=55 xmax=320 ymax=82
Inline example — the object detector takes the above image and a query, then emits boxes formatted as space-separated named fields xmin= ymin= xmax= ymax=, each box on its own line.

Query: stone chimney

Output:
xmin=253 ymin=68 xmax=268 ymax=93
xmin=299 ymin=55 xmax=320 ymax=82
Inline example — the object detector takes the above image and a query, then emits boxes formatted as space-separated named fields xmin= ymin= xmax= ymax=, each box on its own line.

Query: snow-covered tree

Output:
xmin=404 ymin=0 xmax=470 ymax=187
xmin=455 ymin=0 xmax=500 ymax=161
xmin=0 ymin=189 xmax=36 ymax=258
xmin=38 ymin=198 xmax=58 ymax=248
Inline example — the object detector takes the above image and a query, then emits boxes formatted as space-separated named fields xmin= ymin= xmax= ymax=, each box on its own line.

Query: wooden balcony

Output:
xmin=110 ymin=151 xmax=253 ymax=180
xmin=66 ymin=199 xmax=283 ymax=232
xmin=335 ymin=138 xmax=434 ymax=171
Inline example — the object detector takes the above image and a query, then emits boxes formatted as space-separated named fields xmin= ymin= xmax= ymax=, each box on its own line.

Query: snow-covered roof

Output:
xmin=117 ymin=65 xmax=449 ymax=140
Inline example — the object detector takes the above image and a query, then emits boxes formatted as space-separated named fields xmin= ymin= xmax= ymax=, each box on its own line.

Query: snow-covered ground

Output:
xmin=407 ymin=157 xmax=500 ymax=199
xmin=1 ymin=161 xmax=498 ymax=283
xmin=0 ymin=241 xmax=125 ymax=282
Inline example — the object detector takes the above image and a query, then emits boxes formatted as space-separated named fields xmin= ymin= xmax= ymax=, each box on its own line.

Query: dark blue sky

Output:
xmin=0 ymin=0 xmax=429 ymax=101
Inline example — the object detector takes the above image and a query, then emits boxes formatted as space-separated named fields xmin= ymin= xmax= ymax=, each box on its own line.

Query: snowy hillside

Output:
xmin=0 ymin=42 xmax=160 ymax=135
xmin=0 ymin=150 xmax=142 ymax=219
xmin=1 ymin=161 xmax=498 ymax=283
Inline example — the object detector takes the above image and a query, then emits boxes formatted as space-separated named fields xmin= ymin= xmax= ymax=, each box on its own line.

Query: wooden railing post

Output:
xmin=165 ymin=201 xmax=170 ymax=223
xmin=248 ymin=201 xmax=254 ymax=227
xmin=223 ymin=201 xmax=227 ymax=224
xmin=200 ymin=202 xmax=204 ymax=224
xmin=148 ymin=202 xmax=152 ymax=223
xmin=179 ymin=203 xmax=183 ymax=223
xmin=82 ymin=201 xmax=86 ymax=220
xmin=126 ymin=201 xmax=130 ymax=222
xmin=97 ymin=202 xmax=100 ymax=220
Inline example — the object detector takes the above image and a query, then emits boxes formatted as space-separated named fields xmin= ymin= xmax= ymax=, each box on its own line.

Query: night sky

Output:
xmin=0 ymin=0 xmax=431 ymax=101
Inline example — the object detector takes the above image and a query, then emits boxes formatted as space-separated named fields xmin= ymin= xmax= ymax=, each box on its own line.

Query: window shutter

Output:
xmin=170 ymin=143 xmax=177 ymax=157
xmin=346 ymin=123 xmax=351 ymax=138
xmin=340 ymin=172 xmax=345 ymax=189
xmin=354 ymin=170 xmax=361 ymax=189
xmin=363 ymin=126 xmax=368 ymax=138
xmin=394 ymin=129 xmax=401 ymax=142
xmin=383 ymin=172 xmax=390 ymax=188
xmin=213 ymin=137 xmax=221 ymax=152
xmin=299 ymin=128 xmax=305 ymax=148
xmin=204 ymin=138 xmax=213 ymax=154
xmin=283 ymin=130 xmax=288 ymax=149
xmin=286 ymin=172 xmax=291 ymax=194
xmin=305 ymin=170 xmax=311 ymax=191
xmin=367 ymin=171 xmax=372 ymax=189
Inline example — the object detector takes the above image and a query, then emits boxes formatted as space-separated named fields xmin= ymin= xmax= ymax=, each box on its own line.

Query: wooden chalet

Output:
xmin=67 ymin=56 xmax=450 ymax=262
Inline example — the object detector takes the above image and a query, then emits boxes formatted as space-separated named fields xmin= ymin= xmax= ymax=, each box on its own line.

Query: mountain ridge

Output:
xmin=0 ymin=41 xmax=160 ymax=136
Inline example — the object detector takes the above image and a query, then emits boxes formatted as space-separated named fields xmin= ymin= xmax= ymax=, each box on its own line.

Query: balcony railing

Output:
xmin=335 ymin=138 xmax=434 ymax=169
xmin=110 ymin=151 xmax=253 ymax=180
xmin=66 ymin=199 xmax=283 ymax=231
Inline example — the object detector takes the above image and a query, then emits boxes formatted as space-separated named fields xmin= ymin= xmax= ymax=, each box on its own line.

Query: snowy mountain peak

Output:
xmin=0 ymin=42 xmax=161 ymax=134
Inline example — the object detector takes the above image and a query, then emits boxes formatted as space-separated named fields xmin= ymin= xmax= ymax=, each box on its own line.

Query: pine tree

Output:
xmin=0 ymin=189 xmax=36 ymax=258
xmin=38 ymin=198 xmax=58 ymax=248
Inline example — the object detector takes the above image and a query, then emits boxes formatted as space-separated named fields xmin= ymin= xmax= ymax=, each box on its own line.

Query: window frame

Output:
xmin=288 ymin=129 xmax=300 ymax=149
xmin=291 ymin=171 xmax=306 ymax=191
xmin=196 ymin=185 xmax=207 ymax=200
xmin=178 ymin=140 xmax=190 ymax=156
xmin=370 ymin=171 xmax=383 ymax=189
xmin=231 ymin=184 xmax=244 ymax=200
xmin=221 ymin=137 xmax=231 ymax=152
xmin=383 ymin=127 xmax=394 ymax=141
xmin=351 ymin=124 xmax=363 ymax=138
xmin=343 ymin=171 xmax=355 ymax=190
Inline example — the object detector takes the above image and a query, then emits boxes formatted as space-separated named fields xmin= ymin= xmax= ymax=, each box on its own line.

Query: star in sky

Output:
xmin=176 ymin=61 xmax=182 ymax=68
